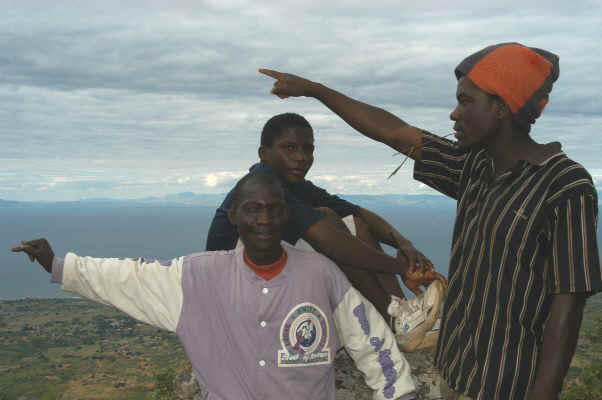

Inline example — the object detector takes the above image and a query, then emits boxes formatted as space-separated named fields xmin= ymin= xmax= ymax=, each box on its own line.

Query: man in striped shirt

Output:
xmin=258 ymin=42 xmax=601 ymax=400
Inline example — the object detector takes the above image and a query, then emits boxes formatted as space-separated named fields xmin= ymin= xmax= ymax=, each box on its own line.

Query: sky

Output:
xmin=2 ymin=0 xmax=601 ymax=201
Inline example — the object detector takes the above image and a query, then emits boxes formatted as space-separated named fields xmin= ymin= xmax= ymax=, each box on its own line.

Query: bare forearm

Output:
xmin=307 ymin=82 xmax=423 ymax=157
xmin=304 ymin=219 xmax=408 ymax=274
xmin=528 ymin=293 xmax=586 ymax=400
xmin=356 ymin=207 xmax=411 ymax=248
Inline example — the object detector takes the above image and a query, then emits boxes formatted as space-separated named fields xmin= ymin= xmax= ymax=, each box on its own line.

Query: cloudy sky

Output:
xmin=2 ymin=0 xmax=601 ymax=201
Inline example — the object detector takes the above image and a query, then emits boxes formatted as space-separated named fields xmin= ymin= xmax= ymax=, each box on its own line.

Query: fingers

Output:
xmin=407 ymin=252 xmax=417 ymax=273
xmin=271 ymin=90 xmax=290 ymax=99
xmin=408 ymin=284 xmax=424 ymax=296
xmin=11 ymin=247 xmax=36 ymax=262
xmin=258 ymin=68 xmax=282 ymax=80
xmin=11 ymin=238 xmax=53 ymax=272
xmin=435 ymin=271 xmax=448 ymax=289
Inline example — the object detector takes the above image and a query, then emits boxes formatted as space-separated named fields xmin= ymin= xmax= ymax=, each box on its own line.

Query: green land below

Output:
xmin=1 ymin=294 xmax=601 ymax=400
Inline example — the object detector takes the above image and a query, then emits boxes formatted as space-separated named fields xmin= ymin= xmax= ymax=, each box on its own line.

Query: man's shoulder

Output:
xmin=547 ymin=154 xmax=595 ymax=186
xmin=187 ymin=249 xmax=240 ymax=268
xmin=545 ymin=153 xmax=597 ymax=202
xmin=285 ymin=244 xmax=339 ymax=271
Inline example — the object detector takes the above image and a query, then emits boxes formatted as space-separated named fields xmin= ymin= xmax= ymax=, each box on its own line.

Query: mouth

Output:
xmin=288 ymin=169 xmax=307 ymax=178
xmin=251 ymin=231 xmax=277 ymax=241
xmin=453 ymin=126 xmax=465 ymax=141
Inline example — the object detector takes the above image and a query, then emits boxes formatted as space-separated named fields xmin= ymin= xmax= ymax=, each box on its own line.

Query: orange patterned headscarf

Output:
xmin=455 ymin=43 xmax=559 ymax=130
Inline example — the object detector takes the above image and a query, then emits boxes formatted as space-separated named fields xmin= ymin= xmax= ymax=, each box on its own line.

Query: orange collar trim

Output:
xmin=243 ymin=250 xmax=288 ymax=281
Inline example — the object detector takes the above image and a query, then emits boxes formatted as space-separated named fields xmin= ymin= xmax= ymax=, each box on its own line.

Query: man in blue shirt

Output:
xmin=206 ymin=113 xmax=445 ymax=317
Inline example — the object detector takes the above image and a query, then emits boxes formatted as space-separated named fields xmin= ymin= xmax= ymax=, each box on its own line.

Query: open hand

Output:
xmin=11 ymin=238 xmax=54 ymax=273
xmin=258 ymin=68 xmax=315 ymax=99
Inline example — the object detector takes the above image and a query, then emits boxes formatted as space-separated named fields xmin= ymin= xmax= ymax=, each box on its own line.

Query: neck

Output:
xmin=485 ymin=128 xmax=539 ymax=174
xmin=245 ymin=246 xmax=283 ymax=267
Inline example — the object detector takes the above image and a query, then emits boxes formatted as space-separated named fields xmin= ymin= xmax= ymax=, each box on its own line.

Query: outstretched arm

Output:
xmin=259 ymin=68 xmax=425 ymax=160
xmin=12 ymin=239 xmax=184 ymax=332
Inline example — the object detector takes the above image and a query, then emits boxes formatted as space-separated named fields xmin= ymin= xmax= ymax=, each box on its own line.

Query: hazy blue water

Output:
xmin=4 ymin=202 xmax=600 ymax=300
xmin=0 ymin=202 xmax=488 ymax=300
xmin=1 ymin=205 xmax=216 ymax=299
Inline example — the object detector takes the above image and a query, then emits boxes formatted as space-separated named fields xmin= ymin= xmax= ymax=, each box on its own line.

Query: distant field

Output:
xmin=0 ymin=298 xmax=187 ymax=400
xmin=0 ymin=294 xmax=600 ymax=400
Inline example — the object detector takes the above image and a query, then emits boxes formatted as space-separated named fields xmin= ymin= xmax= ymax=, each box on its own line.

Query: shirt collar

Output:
xmin=519 ymin=141 xmax=564 ymax=166
xmin=481 ymin=141 xmax=564 ymax=169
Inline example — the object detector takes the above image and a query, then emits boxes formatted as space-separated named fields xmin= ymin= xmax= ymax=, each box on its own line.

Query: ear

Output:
xmin=227 ymin=206 xmax=237 ymax=226
xmin=258 ymin=145 xmax=268 ymax=161
xmin=493 ymin=97 xmax=510 ymax=120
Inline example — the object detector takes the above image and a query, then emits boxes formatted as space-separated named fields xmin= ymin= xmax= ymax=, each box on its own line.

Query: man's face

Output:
xmin=228 ymin=182 xmax=288 ymax=261
xmin=259 ymin=127 xmax=315 ymax=184
xmin=450 ymin=77 xmax=501 ymax=149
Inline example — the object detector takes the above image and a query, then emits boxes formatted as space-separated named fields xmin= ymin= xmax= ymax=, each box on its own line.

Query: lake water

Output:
xmin=0 ymin=202 xmax=475 ymax=299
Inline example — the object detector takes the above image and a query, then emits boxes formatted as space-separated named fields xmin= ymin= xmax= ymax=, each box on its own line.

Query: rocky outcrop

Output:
xmin=172 ymin=348 xmax=443 ymax=400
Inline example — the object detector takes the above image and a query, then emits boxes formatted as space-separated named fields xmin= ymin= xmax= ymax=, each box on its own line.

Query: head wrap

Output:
xmin=455 ymin=42 xmax=559 ymax=130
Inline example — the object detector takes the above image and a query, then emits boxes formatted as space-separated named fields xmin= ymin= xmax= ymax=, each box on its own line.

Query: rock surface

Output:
xmin=173 ymin=347 xmax=444 ymax=400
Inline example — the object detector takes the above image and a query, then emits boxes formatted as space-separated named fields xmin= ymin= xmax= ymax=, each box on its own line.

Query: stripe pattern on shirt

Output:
xmin=414 ymin=132 xmax=601 ymax=400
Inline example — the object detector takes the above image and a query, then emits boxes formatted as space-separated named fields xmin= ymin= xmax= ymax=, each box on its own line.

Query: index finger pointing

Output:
xmin=11 ymin=244 xmax=36 ymax=262
xmin=258 ymin=68 xmax=283 ymax=80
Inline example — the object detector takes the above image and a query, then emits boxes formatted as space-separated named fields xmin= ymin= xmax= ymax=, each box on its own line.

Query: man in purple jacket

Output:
xmin=12 ymin=170 xmax=417 ymax=400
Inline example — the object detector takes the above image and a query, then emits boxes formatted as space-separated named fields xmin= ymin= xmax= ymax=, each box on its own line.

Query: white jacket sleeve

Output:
xmin=334 ymin=287 xmax=415 ymax=400
xmin=59 ymin=252 xmax=184 ymax=332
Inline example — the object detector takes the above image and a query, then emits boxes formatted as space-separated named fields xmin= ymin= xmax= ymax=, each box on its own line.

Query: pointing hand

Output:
xmin=11 ymin=238 xmax=54 ymax=273
xmin=259 ymin=68 xmax=316 ymax=99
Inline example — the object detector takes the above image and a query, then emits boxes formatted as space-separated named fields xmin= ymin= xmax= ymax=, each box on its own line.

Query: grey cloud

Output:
xmin=2 ymin=1 xmax=601 ymax=201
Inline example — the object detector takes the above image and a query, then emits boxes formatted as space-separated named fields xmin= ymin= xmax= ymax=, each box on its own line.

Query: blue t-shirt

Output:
xmin=205 ymin=163 xmax=359 ymax=251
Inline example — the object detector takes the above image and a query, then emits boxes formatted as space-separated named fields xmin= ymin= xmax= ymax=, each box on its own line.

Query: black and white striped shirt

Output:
xmin=414 ymin=132 xmax=601 ymax=400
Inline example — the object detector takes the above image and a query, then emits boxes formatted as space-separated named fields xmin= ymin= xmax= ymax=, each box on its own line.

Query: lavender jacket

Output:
xmin=51 ymin=244 xmax=415 ymax=400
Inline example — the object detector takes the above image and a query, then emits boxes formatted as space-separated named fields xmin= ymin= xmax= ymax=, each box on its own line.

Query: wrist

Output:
xmin=307 ymin=81 xmax=325 ymax=98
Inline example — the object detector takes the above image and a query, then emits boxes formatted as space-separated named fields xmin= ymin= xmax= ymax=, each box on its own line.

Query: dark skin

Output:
xmin=258 ymin=125 xmax=445 ymax=314
xmin=258 ymin=68 xmax=586 ymax=399
xmin=227 ymin=181 xmax=288 ymax=265
xmin=12 ymin=239 xmax=54 ymax=273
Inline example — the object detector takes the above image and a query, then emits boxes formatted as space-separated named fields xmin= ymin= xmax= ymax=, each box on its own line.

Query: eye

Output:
xmin=457 ymin=95 xmax=472 ymax=106
xmin=286 ymin=144 xmax=297 ymax=152
xmin=244 ymin=204 xmax=261 ymax=213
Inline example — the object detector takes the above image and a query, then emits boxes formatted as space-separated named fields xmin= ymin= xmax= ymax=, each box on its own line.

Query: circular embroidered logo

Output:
xmin=278 ymin=302 xmax=331 ymax=367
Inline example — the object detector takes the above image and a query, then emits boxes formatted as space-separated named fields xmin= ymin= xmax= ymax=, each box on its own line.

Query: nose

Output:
xmin=256 ymin=208 xmax=274 ymax=225
xmin=450 ymin=105 xmax=459 ymax=121
xmin=292 ymin=148 xmax=307 ymax=162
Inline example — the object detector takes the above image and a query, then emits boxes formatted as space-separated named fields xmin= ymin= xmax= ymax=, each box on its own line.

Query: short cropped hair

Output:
xmin=230 ymin=170 xmax=285 ymax=208
xmin=260 ymin=113 xmax=313 ymax=147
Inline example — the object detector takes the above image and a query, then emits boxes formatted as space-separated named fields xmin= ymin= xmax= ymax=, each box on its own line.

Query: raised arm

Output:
xmin=12 ymin=238 xmax=184 ymax=332
xmin=259 ymin=68 xmax=425 ymax=160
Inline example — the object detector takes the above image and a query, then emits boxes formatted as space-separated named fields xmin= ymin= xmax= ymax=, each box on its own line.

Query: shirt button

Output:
xmin=259 ymin=360 xmax=266 ymax=367
xmin=260 ymin=321 xmax=267 ymax=327
xmin=262 ymin=288 xmax=269 ymax=294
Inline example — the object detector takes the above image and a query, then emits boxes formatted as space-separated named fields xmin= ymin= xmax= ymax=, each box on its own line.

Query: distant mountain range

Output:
xmin=2 ymin=189 xmax=600 ymax=209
